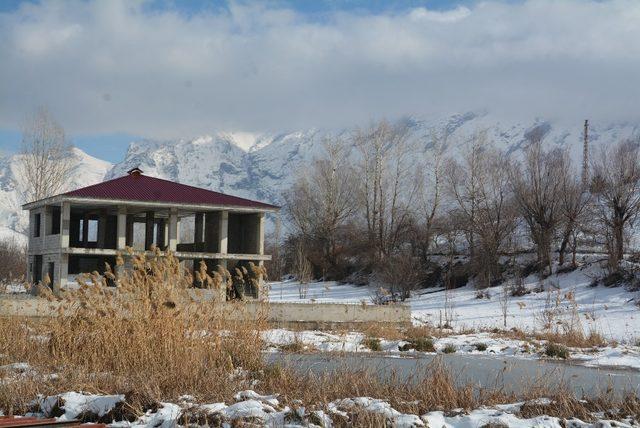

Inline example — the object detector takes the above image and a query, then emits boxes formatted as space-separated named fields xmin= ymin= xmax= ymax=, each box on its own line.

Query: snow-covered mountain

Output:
xmin=3 ymin=112 xmax=640 ymax=242
xmin=0 ymin=148 xmax=112 ymax=242
xmin=108 ymin=112 xmax=640 ymax=207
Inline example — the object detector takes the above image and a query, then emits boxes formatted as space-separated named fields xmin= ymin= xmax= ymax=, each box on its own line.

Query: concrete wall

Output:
xmin=0 ymin=295 xmax=411 ymax=327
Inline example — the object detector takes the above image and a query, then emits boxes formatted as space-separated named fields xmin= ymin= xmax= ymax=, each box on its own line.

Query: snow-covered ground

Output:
xmin=266 ymin=259 xmax=640 ymax=370
xmin=268 ymin=260 xmax=640 ymax=343
xmin=14 ymin=390 xmax=637 ymax=428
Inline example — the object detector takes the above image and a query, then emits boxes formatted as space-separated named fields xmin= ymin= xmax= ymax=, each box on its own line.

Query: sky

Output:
xmin=1 ymin=0 xmax=639 ymax=162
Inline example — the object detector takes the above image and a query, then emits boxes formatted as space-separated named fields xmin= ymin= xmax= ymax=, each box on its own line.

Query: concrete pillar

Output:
xmin=256 ymin=212 xmax=265 ymax=255
xmin=168 ymin=209 xmax=178 ymax=251
xmin=194 ymin=212 xmax=204 ymax=251
xmin=41 ymin=207 xmax=47 ymax=248
xmin=145 ymin=211 xmax=154 ymax=250
xmin=163 ymin=219 xmax=169 ymax=249
xmin=60 ymin=202 xmax=70 ymax=248
xmin=219 ymin=211 xmax=228 ymax=254
xmin=82 ymin=215 xmax=89 ymax=247
xmin=116 ymin=207 xmax=127 ymax=250
xmin=56 ymin=254 xmax=69 ymax=293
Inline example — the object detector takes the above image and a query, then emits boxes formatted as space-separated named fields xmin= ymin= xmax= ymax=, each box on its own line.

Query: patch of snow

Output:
xmin=34 ymin=392 xmax=123 ymax=420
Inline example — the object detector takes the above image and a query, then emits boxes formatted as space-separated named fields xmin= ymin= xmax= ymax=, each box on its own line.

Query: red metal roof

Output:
xmin=63 ymin=171 xmax=278 ymax=209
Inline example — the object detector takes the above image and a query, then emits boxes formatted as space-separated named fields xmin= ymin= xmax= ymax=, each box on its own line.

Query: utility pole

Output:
xmin=582 ymin=119 xmax=589 ymax=190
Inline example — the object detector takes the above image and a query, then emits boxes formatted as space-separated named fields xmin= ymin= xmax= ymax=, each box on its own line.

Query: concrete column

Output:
xmin=56 ymin=254 xmax=68 ymax=293
xmin=145 ymin=211 xmax=155 ymax=250
xmin=41 ymin=207 xmax=47 ymax=248
xmin=194 ymin=212 xmax=204 ymax=251
xmin=60 ymin=202 xmax=70 ymax=248
xmin=219 ymin=211 xmax=228 ymax=254
xmin=82 ymin=215 xmax=89 ymax=247
xmin=168 ymin=209 xmax=178 ymax=251
xmin=256 ymin=212 xmax=265 ymax=255
xmin=163 ymin=219 xmax=169 ymax=248
xmin=116 ymin=207 xmax=127 ymax=250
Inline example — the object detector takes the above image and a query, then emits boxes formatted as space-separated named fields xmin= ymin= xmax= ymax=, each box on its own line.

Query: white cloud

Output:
xmin=0 ymin=0 xmax=639 ymax=138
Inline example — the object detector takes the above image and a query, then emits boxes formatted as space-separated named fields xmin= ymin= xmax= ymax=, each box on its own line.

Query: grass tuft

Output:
xmin=363 ymin=337 xmax=382 ymax=351
xmin=544 ymin=342 xmax=570 ymax=359
xmin=442 ymin=344 xmax=457 ymax=354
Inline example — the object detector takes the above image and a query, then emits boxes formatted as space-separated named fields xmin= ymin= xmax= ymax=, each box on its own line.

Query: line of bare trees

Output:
xmin=282 ymin=119 xmax=640 ymax=297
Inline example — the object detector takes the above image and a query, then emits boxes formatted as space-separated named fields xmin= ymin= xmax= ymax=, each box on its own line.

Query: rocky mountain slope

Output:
xmin=3 ymin=112 xmax=640 ymax=242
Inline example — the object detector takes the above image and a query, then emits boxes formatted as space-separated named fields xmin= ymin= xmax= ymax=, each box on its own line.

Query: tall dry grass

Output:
xmin=0 ymin=249 xmax=267 ymax=414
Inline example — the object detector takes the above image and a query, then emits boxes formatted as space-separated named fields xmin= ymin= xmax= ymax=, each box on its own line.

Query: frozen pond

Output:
xmin=266 ymin=352 xmax=640 ymax=398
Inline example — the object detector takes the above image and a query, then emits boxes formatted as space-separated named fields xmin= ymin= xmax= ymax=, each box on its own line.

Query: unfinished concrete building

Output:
xmin=22 ymin=168 xmax=278 ymax=299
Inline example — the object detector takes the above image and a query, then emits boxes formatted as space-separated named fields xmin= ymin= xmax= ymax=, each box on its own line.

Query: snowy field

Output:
xmin=268 ymin=259 xmax=640 ymax=342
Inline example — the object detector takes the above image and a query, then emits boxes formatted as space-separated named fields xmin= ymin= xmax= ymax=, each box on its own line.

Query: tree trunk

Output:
xmin=558 ymin=222 xmax=573 ymax=267
xmin=612 ymin=218 xmax=624 ymax=271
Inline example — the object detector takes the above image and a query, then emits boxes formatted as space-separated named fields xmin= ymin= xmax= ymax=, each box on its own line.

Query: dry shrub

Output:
xmin=0 ymin=248 xmax=266 ymax=414
xmin=535 ymin=329 xmax=606 ymax=348
xmin=0 ymin=238 xmax=26 ymax=284
xmin=358 ymin=322 xmax=404 ymax=340
xmin=520 ymin=390 xmax=640 ymax=422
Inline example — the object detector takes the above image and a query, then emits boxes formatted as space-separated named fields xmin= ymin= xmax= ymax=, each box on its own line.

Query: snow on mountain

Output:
xmin=108 ymin=112 xmax=640 ymax=211
xmin=3 ymin=112 xmax=640 ymax=241
xmin=0 ymin=148 xmax=112 ymax=243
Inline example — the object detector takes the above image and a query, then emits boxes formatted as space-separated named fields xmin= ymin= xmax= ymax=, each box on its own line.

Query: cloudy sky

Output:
xmin=1 ymin=0 xmax=639 ymax=161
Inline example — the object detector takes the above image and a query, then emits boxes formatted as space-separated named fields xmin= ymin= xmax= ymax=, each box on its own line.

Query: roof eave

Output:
xmin=23 ymin=195 xmax=279 ymax=213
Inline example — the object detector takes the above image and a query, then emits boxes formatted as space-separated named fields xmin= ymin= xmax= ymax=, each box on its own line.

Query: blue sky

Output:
xmin=1 ymin=0 xmax=638 ymax=163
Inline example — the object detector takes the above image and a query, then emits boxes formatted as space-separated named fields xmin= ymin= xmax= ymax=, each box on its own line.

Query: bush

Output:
xmin=363 ymin=337 xmax=382 ymax=351
xmin=442 ymin=344 xmax=457 ymax=354
xmin=474 ymin=343 xmax=488 ymax=352
xmin=0 ymin=238 xmax=26 ymax=284
xmin=475 ymin=290 xmax=491 ymax=300
xmin=280 ymin=342 xmax=306 ymax=352
xmin=399 ymin=337 xmax=435 ymax=352
xmin=544 ymin=343 xmax=570 ymax=359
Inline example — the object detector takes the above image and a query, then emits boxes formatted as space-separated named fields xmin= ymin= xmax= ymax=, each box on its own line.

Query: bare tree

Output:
xmin=18 ymin=108 xmax=73 ymax=203
xmin=557 ymin=150 xmax=590 ymax=267
xmin=591 ymin=140 xmax=640 ymax=272
xmin=445 ymin=134 xmax=483 ymax=259
xmin=293 ymin=241 xmax=313 ymax=298
xmin=510 ymin=137 xmax=564 ymax=276
xmin=283 ymin=138 xmax=357 ymax=276
xmin=447 ymin=132 xmax=516 ymax=287
xmin=411 ymin=131 xmax=445 ymax=263
xmin=376 ymin=250 xmax=422 ymax=301
xmin=0 ymin=238 xmax=26 ymax=287
xmin=354 ymin=119 xmax=419 ymax=260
